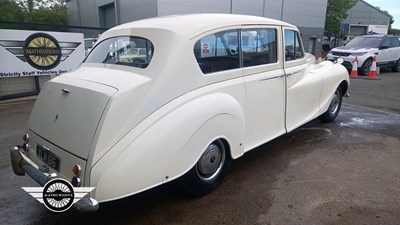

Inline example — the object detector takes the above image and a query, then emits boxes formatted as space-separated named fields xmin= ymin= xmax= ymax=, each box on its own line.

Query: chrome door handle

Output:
xmin=286 ymin=70 xmax=302 ymax=77
xmin=259 ymin=74 xmax=285 ymax=81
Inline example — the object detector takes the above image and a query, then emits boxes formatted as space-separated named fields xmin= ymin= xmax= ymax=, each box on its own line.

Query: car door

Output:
xmin=242 ymin=26 xmax=286 ymax=151
xmin=284 ymin=28 xmax=323 ymax=132
xmin=389 ymin=37 xmax=400 ymax=62
xmin=378 ymin=37 xmax=392 ymax=64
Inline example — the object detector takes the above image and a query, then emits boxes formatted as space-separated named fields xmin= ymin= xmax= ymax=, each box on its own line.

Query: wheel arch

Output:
xmin=90 ymin=93 xmax=245 ymax=202
xmin=339 ymin=80 xmax=349 ymax=97
xmin=319 ymin=62 xmax=349 ymax=115
xmin=163 ymin=112 xmax=244 ymax=185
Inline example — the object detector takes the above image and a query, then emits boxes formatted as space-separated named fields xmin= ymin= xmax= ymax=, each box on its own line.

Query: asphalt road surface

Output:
xmin=0 ymin=71 xmax=399 ymax=225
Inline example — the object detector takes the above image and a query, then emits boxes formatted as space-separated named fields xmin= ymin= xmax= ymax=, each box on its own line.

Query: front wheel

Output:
xmin=178 ymin=139 xmax=231 ymax=197
xmin=359 ymin=58 xmax=372 ymax=76
xmin=319 ymin=87 xmax=343 ymax=123
xmin=392 ymin=59 xmax=400 ymax=72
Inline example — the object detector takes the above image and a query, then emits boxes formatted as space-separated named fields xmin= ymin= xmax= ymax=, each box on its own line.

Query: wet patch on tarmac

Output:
xmin=337 ymin=104 xmax=400 ymax=139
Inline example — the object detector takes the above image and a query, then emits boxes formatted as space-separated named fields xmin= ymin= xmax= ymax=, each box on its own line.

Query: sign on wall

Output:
xmin=367 ymin=25 xmax=388 ymax=35
xmin=0 ymin=29 xmax=85 ymax=78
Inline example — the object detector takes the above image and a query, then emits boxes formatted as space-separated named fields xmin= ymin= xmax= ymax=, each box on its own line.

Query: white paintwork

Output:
xmin=326 ymin=35 xmax=400 ymax=70
xmin=24 ymin=14 xmax=349 ymax=203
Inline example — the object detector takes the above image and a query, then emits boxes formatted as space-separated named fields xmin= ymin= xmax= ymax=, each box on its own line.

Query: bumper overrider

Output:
xmin=10 ymin=146 xmax=99 ymax=212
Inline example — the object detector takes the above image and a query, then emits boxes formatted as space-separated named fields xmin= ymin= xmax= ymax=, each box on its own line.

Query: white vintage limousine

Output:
xmin=10 ymin=14 xmax=349 ymax=212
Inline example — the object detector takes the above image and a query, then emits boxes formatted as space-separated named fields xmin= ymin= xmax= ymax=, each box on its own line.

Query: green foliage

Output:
xmin=0 ymin=0 xmax=67 ymax=30
xmin=0 ymin=0 xmax=24 ymax=28
xmin=389 ymin=28 xmax=400 ymax=35
xmin=388 ymin=16 xmax=396 ymax=35
xmin=325 ymin=0 xmax=357 ymax=36
xmin=28 ymin=4 xmax=67 ymax=25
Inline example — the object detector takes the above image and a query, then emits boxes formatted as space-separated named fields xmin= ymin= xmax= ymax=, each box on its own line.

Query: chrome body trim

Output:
xmin=285 ymin=70 xmax=302 ymax=76
xmin=259 ymin=74 xmax=285 ymax=81
xmin=10 ymin=146 xmax=99 ymax=212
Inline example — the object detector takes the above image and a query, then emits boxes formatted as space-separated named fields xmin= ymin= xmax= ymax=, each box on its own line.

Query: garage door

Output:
xmin=350 ymin=26 xmax=367 ymax=36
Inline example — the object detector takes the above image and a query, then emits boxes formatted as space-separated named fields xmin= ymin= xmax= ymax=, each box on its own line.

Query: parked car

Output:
xmin=10 ymin=14 xmax=349 ymax=212
xmin=326 ymin=35 xmax=400 ymax=75
xmin=119 ymin=48 xmax=149 ymax=64
xmin=84 ymin=38 xmax=98 ymax=55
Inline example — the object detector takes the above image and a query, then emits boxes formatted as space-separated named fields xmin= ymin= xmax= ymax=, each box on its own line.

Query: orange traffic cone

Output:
xmin=365 ymin=56 xmax=381 ymax=80
xmin=350 ymin=56 xmax=359 ymax=78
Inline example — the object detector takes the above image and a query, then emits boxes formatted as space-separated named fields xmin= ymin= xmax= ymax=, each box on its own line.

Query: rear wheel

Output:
xmin=319 ymin=87 xmax=343 ymax=123
xmin=178 ymin=139 xmax=231 ymax=197
xmin=359 ymin=58 xmax=372 ymax=76
xmin=392 ymin=59 xmax=400 ymax=72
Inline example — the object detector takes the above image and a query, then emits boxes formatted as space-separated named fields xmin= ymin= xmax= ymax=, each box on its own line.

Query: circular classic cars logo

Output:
xmin=42 ymin=179 xmax=75 ymax=212
xmin=24 ymin=33 xmax=62 ymax=70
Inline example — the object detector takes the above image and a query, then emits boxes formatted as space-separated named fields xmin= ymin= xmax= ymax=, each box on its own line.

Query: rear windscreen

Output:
xmin=85 ymin=36 xmax=154 ymax=69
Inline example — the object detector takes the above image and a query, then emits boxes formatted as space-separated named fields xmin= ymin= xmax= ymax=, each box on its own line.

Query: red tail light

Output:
xmin=22 ymin=143 xmax=29 ymax=151
xmin=71 ymin=176 xmax=81 ymax=187
xmin=71 ymin=165 xmax=82 ymax=187
xmin=22 ymin=134 xmax=29 ymax=143
xmin=72 ymin=165 xmax=81 ymax=176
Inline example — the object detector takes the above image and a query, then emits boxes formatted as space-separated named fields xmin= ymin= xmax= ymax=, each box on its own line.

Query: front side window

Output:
xmin=194 ymin=30 xmax=239 ymax=74
xmin=284 ymin=30 xmax=304 ymax=61
xmin=242 ymin=28 xmax=277 ymax=67
xmin=85 ymin=36 xmax=154 ymax=69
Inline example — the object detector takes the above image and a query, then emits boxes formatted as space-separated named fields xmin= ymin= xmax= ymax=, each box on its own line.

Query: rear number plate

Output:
xmin=36 ymin=145 xmax=60 ymax=171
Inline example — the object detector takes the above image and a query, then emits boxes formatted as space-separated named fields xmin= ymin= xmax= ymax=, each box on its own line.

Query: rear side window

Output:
xmin=242 ymin=28 xmax=277 ymax=67
xmin=194 ymin=30 xmax=240 ymax=74
xmin=85 ymin=36 xmax=154 ymax=69
xmin=284 ymin=30 xmax=304 ymax=61
xmin=390 ymin=37 xmax=400 ymax=48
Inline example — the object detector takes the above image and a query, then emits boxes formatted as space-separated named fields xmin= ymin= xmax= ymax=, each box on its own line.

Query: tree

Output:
xmin=0 ymin=0 xmax=67 ymax=30
xmin=0 ymin=0 xmax=24 ymax=28
xmin=325 ymin=0 xmax=357 ymax=45
xmin=29 ymin=4 xmax=67 ymax=25
xmin=385 ymin=13 xmax=395 ymax=35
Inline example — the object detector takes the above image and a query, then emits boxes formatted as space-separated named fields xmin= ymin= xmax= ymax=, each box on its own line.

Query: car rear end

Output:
xmin=10 ymin=75 xmax=118 ymax=212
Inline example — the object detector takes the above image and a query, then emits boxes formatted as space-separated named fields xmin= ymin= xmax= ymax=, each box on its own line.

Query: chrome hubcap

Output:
xmin=329 ymin=90 xmax=340 ymax=115
xmin=196 ymin=141 xmax=225 ymax=181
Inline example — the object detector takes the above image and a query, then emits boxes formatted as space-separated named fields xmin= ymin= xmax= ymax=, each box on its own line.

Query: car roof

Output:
xmin=362 ymin=34 xmax=385 ymax=37
xmin=361 ymin=34 xmax=399 ymax=38
xmin=104 ymin=14 xmax=295 ymax=39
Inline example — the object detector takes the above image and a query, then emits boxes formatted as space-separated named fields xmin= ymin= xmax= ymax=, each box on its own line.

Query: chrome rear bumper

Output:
xmin=10 ymin=146 xmax=99 ymax=212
